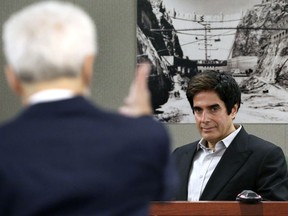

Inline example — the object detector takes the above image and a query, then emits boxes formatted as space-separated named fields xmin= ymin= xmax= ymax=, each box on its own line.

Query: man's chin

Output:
xmin=201 ymin=133 xmax=217 ymax=142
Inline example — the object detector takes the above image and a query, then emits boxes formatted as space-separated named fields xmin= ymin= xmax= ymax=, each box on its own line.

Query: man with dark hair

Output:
xmin=173 ymin=70 xmax=288 ymax=201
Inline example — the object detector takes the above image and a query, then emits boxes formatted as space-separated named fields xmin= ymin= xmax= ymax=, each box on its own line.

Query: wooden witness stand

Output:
xmin=149 ymin=201 xmax=288 ymax=216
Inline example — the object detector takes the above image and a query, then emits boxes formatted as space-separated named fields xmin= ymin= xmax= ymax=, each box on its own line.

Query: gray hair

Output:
xmin=2 ymin=1 xmax=97 ymax=83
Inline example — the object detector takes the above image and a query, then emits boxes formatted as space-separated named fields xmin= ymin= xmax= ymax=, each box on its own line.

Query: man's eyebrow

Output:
xmin=193 ymin=104 xmax=221 ymax=111
xmin=192 ymin=106 xmax=201 ymax=110
xmin=209 ymin=104 xmax=221 ymax=109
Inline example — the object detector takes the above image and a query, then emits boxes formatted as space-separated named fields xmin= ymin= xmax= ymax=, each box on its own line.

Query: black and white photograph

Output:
xmin=137 ymin=0 xmax=288 ymax=123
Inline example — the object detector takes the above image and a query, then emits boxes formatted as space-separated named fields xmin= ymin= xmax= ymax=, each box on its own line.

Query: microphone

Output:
xmin=236 ymin=190 xmax=263 ymax=204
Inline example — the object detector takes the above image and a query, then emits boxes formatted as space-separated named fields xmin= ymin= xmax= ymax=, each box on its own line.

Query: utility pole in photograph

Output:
xmin=196 ymin=15 xmax=219 ymax=61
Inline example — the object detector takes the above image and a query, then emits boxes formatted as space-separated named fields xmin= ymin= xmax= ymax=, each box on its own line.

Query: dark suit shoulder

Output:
xmin=105 ymin=111 xmax=169 ymax=138
xmin=233 ymin=128 xmax=285 ymax=169
xmin=238 ymin=128 xmax=281 ymax=151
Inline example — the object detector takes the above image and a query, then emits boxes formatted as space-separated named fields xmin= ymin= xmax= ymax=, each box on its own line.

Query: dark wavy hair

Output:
xmin=186 ymin=70 xmax=241 ymax=115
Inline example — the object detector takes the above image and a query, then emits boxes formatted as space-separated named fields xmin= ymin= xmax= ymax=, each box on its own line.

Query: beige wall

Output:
xmin=0 ymin=0 xmax=287 ymax=153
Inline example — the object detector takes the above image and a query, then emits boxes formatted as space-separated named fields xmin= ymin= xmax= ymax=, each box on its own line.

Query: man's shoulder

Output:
xmin=236 ymin=127 xmax=280 ymax=151
xmin=247 ymin=134 xmax=279 ymax=150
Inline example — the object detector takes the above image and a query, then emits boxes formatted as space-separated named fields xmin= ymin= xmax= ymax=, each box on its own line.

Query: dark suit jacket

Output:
xmin=0 ymin=96 xmax=178 ymax=216
xmin=172 ymin=127 xmax=288 ymax=201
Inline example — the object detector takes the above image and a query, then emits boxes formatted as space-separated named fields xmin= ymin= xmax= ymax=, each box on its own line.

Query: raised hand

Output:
xmin=118 ymin=62 xmax=153 ymax=117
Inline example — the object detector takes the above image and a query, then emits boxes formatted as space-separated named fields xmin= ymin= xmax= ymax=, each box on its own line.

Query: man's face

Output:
xmin=192 ymin=90 xmax=237 ymax=147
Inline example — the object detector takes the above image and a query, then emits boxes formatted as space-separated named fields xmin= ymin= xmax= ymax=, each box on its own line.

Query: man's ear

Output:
xmin=4 ymin=65 xmax=23 ymax=96
xmin=231 ymin=103 xmax=239 ymax=119
xmin=81 ymin=55 xmax=95 ymax=87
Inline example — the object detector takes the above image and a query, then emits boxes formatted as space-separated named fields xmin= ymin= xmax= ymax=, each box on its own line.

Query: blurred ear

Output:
xmin=81 ymin=55 xmax=94 ymax=87
xmin=4 ymin=65 xmax=23 ymax=96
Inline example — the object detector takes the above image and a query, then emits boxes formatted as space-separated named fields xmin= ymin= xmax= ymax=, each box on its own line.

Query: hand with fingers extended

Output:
xmin=118 ymin=63 xmax=153 ymax=117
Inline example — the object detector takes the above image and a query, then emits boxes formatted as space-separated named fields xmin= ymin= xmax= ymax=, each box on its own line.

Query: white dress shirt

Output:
xmin=28 ymin=89 xmax=75 ymax=105
xmin=187 ymin=125 xmax=242 ymax=201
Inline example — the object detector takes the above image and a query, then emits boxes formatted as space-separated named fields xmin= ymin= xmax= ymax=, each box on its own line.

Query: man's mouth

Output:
xmin=201 ymin=126 xmax=215 ymax=132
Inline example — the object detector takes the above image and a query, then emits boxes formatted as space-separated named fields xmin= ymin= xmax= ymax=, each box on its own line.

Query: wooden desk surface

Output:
xmin=149 ymin=201 xmax=288 ymax=216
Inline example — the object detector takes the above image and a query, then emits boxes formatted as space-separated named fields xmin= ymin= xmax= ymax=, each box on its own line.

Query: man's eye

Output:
xmin=210 ymin=106 xmax=220 ymax=112
xmin=193 ymin=108 xmax=202 ymax=113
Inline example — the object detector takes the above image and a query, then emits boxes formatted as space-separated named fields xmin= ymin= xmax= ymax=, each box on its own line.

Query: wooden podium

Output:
xmin=149 ymin=201 xmax=288 ymax=216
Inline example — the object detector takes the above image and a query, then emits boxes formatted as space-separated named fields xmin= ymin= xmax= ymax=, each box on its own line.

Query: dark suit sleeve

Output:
xmin=256 ymin=146 xmax=288 ymax=200
xmin=144 ymin=118 xmax=179 ymax=201
xmin=158 ymin=156 xmax=179 ymax=200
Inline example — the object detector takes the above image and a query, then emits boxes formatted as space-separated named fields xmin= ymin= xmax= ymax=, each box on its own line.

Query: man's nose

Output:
xmin=200 ymin=110 xmax=210 ymax=122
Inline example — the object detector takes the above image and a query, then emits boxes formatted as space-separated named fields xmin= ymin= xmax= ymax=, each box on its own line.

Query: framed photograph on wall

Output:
xmin=137 ymin=0 xmax=288 ymax=123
